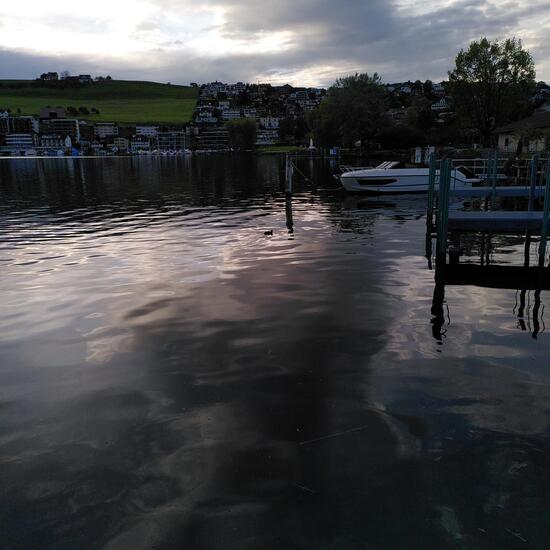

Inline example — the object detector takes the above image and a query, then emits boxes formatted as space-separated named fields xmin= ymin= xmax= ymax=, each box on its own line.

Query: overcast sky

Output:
xmin=0 ymin=0 xmax=549 ymax=86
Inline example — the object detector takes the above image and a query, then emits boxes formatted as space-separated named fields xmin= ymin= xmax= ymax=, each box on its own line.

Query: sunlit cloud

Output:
xmin=0 ymin=0 xmax=548 ymax=84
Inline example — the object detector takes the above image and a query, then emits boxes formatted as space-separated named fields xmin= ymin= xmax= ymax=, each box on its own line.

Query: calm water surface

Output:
xmin=1 ymin=156 xmax=550 ymax=549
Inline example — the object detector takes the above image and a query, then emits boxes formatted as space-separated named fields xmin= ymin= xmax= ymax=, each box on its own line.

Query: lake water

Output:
xmin=1 ymin=156 xmax=550 ymax=549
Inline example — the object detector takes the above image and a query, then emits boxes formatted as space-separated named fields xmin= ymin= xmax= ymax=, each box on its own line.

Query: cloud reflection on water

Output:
xmin=1 ymin=157 xmax=550 ymax=548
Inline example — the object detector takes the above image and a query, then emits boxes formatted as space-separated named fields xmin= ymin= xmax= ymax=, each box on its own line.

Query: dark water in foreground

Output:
xmin=1 ymin=156 xmax=550 ymax=549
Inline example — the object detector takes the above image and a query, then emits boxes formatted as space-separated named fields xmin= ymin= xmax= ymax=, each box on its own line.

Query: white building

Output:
xmin=2 ymin=133 xmax=35 ymax=154
xmin=259 ymin=116 xmax=280 ymax=129
xmin=431 ymin=98 xmax=450 ymax=111
xmin=195 ymin=110 xmax=218 ymax=124
xmin=95 ymin=122 xmax=119 ymax=139
xmin=242 ymin=108 xmax=256 ymax=118
xmin=40 ymin=134 xmax=64 ymax=150
xmin=136 ymin=126 xmax=159 ymax=137
xmin=496 ymin=113 xmax=550 ymax=153
xmin=255 ymin=128 xmax=278 ymax=146
xmin=130 ymin=137 xmax=151 ymax=152
xmin=432 ymin=82 xmax=446 ymax=96
xmin=156 ymin=131 xmax=187 ymax=150
xmin=222 ymin=109 xmax=242 ymax=121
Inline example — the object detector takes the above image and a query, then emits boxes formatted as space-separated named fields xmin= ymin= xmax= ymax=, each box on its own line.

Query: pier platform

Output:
xmin=448 ymin=211 xmax=544 ymax=233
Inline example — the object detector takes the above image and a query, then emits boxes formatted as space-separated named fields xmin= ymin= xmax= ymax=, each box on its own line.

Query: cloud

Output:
xmin=0 ymin=0 xmax=548 ymax=85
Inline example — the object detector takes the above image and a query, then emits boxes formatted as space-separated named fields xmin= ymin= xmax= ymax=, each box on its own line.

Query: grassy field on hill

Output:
xmin=0 ymin=80 xmax=198 ymax=124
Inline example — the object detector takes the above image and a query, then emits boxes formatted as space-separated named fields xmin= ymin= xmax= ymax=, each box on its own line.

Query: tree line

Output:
xmin=309 ymin=37 xmax=537 ymax=149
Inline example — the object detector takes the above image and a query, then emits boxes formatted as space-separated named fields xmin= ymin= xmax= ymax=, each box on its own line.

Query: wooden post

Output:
xmin=285 ymin=196 xmax=294 ymax=234
xmin=426 ymin=153 xmax=436 ymax=233
xmin=437 ymin=159 xmax=451 ymax=256
xmin=491 ymin=149 xmax=498 ymax=210
xmin=528 ymin=154 xmax=539 ymax=212
xmin=539 ymin=163 xmax=550 ymax=265
xmin=285 ymin=153 xmax=293 ymax=196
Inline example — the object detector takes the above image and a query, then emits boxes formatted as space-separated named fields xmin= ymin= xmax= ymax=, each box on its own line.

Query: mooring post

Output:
xmin=426 ymin=152 xmax=436 ymax=233
xmin=285 ymin=153 xmax=293 ymax=196
xmin=539 ymin=163 xmax=550 ymax=265
xmin=491 ymin=150 xmax=498 ymax=209
xmin=522 ymin=155 xmax=539 ymax=268
xmin=285 ymin=196 xmax=294 ymax=234
xmin=436 ymin=159 xmax=451 ymax=258
xmin=528 ymin=154 xmax=539 ymax=212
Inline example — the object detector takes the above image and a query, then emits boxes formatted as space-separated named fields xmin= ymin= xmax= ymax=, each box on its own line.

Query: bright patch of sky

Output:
xmin=0 ymin=1 xmax=292 ymax=58
xmin=0 ymin=0 xmax=548 ymax=84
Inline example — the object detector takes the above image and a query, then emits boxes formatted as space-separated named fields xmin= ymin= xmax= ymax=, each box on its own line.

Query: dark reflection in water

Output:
xmin=1 ymin=156 xmax=550 ymax=549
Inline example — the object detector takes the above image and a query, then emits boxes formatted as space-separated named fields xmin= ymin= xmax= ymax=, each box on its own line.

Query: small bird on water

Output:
xmin=264 ymin=230 xmax=273 ymax=236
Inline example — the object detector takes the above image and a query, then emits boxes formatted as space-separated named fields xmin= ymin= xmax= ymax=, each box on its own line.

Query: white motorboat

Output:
xmin=339 ymin=161 xmax=482 ymax=194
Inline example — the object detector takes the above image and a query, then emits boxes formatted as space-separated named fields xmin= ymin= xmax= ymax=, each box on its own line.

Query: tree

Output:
xmin=311 ymin=72 xmax=388 ymax=148
xmin=78 ymin=106 xmax=89 ymax=114
xmin=448 ymin=37 xmax=536 ymax=146
xmin=278 ymin=116 xmax=309 ymax=143
xmin=226 ymin=118 xmax=257 ymax=150
xmin=378 ymin=125 xmax=427 ymax=149
xmin=278 ymin=117 xmax=295 ymax=141
xmin=423 ymin=80 xmax=434 ymax=99
xmin=412 ymin=80 xmax=423 ymax=95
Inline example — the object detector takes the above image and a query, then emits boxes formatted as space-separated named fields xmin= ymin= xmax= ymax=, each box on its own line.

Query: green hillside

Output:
xmin=0 ymin=80 xmax=198 ymax=124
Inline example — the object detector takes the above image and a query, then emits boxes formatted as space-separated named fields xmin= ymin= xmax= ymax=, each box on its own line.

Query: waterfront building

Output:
xmin=6 ymin=116 xmax=39 ymax=134
xmin=156 ymin=131 xmax=187 ymax=150
xmin=2 ymin=133 xmax=36 ymax=154
xmin=43 ymin=118 xmax=80 ymax=140
xmin=136 ymin=126 xmax=159 ymax=137
xmin=130 ymin=136 xmax=151 ymax=152
xmin=193 ymin=127 xmax=229 ymax=150
xmin=113 ymin=137 xmax=129 ymax=151
xmin=39 ymin=134 xmax=65 ymax=150
xmin=95 ymin=122 xmax=119 ymax=139
xmin=255 ymin=128 xmax=278 ymax=146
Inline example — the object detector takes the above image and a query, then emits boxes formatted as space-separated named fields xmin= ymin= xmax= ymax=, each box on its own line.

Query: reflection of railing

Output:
xmin=427 ymin=154 xmax=550 ymax=268
xmin=514 ymin=289 xmax=546 ymax=336
xmin=432 ymin=263 xmax=549 ymax=341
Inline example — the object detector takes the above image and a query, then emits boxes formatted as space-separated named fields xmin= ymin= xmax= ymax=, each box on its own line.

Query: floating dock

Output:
xmin=427 ymin=153 xmax=550 ymax=265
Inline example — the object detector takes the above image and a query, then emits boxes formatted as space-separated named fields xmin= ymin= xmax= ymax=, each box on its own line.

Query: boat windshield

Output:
xmin=455 ymin=166 xmax=477 ymax=179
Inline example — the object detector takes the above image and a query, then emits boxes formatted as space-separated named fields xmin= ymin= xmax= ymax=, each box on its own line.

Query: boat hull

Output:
xmin=340 ymin=174 xmax=436 ymax=194
xmin=339 ymin=167 xmax=479 ymax=194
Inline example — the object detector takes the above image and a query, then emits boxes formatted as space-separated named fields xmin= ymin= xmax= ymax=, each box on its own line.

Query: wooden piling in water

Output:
xmin=285 ymin=153 xmax=293 ymax=196
xmin=436 ymin=159 xmax=451 ymax=257
xmin=539 ymin=167 xmax=550 ymax=265
xmin=491 ymin=150 xmax=498 ymax=209
xmin=528 ymin=154 xmax=539 ymax=212
xmin=426 ymin=153 xmax=436 ymax=233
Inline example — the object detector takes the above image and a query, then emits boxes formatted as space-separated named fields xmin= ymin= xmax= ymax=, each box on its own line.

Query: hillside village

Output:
xmin=0 ymin=71 xmax=549 ymax=156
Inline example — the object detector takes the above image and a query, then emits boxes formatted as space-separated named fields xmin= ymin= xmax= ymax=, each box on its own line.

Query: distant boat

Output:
xmin=339 ymin=162 xmax=481 ymax=194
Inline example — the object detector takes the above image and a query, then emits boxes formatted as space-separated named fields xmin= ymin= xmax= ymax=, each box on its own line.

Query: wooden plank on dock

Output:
xmin=448 ymin=211 xmax=543 ymax=233
xmin=441 ymin=264 xmax=550 ymax=290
